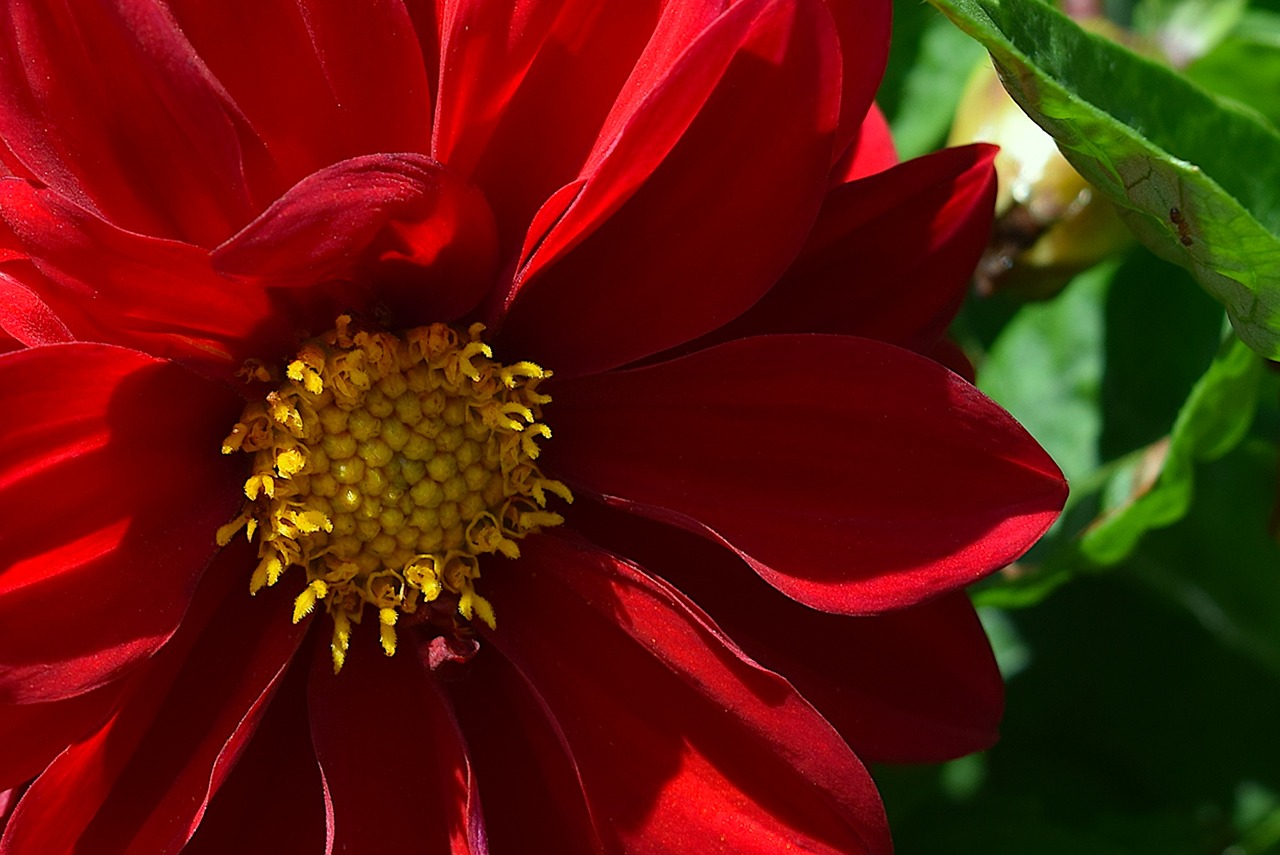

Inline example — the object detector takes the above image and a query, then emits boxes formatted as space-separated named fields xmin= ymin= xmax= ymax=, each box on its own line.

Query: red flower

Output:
xmin=0 ymin=2 xmax=1066 ymax=853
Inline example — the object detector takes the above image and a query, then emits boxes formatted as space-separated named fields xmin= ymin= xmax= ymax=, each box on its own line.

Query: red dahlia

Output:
xmin=0 ymin=1 xmax=1066 ymax=853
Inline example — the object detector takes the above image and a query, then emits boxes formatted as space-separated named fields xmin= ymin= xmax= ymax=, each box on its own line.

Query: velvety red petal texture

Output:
xmin=0 ymin=788 xmax=16 ymax=829
xmin=569 ymin=0 xmax=774 ymax=181
xmin=0 ymin=344 xmax=243 ymax=703
xmin=0 ymin=0 xmax=266 ymax=246
xmin=166 ymin=0 xmax=432 ymax=204
xmin=433 ymin=0 xmax=626 ymax=177
xmin=820 ymin=0 xmax=892 ymax=159
xmin=437 ymin=0 xmax=666 ymax=250
xmin=308 ymin=636 xmax=483 ymax=855
xmin=833 ymin=102 xmax=898 ymax=183
xmin=550 ymin=334 xmax=1067 ymax=614
xmin=212 ymin=154 xmax=498 ymax=324
xmin=567 ymin=500 xmax=1004 ymax=763
xmin=183 ymin=652 xmax=326 ymax=855
xmin=484 ymin=535 xmax=892 ymax=855
xmin=773 ymin=591 xmax=1004 ymax=764
xmin=0 ymin=683 xmax=123 ymax=792
xmin=0 ymin=180 xmax=290 ymax=373
xmin=496 ymin=0 xmax=841 ymax=377
xmin=706 ymin=144 xmax=998 ymax=353
xmin=0 ymin=559 xmax=306 ymax=855
xmin=448 ymin=644 xmax=604 ymax=855
xmin=0 ymin=270 xmax=73 ymax=347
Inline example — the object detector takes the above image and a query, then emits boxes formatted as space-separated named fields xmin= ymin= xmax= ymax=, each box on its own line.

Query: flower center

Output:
xmin=217 ymin=316 xmax=571 ymax=672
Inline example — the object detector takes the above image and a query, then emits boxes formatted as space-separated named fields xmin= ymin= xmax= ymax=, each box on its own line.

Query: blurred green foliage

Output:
xmin=928 ymin=0 xmax=1280 ymax=359
xmin=879 ymin=1 xmax=1280 ymax=851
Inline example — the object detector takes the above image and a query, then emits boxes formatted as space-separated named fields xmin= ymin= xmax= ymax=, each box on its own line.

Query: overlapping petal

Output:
xmin=833 ymin=103 xmax=899 ymax=183
xmin=550 ymin=334 xmax=1067 ymax=614
xmin=567 ymin=500 xmax=1006 ymax=764
xmin=0 ymin=181 xmax=289 ymax=373
xmin=0 ymin=345 xmax=243 ymax=703
xmin=0 ymin=684 xmax=123 ymax=793
xmin=165 ymin=0 xmax=432 ymax=198
xmin=485 ymin=535 xmax=892 ymax=854
xmin=495 ymin=0 xmax=842 ymax=376
xmin=0 ymin=788 xmax=16 ymax=830
xmin=0 ymin=270 xmax=73 ymax=347
xmin=0 ymin=569 xmax=305 ymax=855
xmin=449 ymin=647 xmax=604 ymax=855
xmin=213 ymin=154 xmax=498 ymax=325
xmin=707 ymin=144 xmax=998 ymax=352
xmin=0 ymin=0 xmax=265 ymax=246
xmin=182 ymin=663 xmax=326 ymax=855
xmin=437 ymin=0 xmax=665 ymax=247
xmin=774 ymin=591 xmax=1005 ymax=763
xmin=433 ymin=0 xmax=628 ymax=176
xmin=820 ymin=0 xmax=893 ymax=159
xmin=309 ymin=637 xmax=483 ymax=855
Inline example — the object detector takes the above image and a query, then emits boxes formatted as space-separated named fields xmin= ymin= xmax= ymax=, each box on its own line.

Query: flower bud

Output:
xmin=949 ymin=55 xmax=1132 ymax=299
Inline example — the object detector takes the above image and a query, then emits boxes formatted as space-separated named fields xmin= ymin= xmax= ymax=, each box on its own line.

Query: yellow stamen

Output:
xmin=219 ymin=317 xmax=570 ymax=672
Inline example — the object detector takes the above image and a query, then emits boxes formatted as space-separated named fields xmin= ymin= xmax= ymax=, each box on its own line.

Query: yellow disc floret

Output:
xmin=217 ymin=316 xmax=571 ymax=672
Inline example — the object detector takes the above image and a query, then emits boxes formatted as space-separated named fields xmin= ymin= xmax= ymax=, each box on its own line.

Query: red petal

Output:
xmin=0 ymin=180 xmax=292 ymax=373
xmin=0 ymin=682 xmax=123 ymax=792
xmin=0 ymin=1 xmax=264 ymax=246
xmin=569 ymin=500 xmax=1004 ymax=763
xmin=309 ymin=636 xmax=482 ymax=855
xmin=432 ymin=0 xmax=606 ymax=173
xmin=482 ymin=0 xmax=742 ymax=280
xmin=821 ymin=0 xmax=892 ymax=159
xmin=930 ymin=338 xmax=978 ymax=384
xmin=436 ymin=0 xmax=668 ymax=249
xmin=549 ymin=334 xmax=1067 ymax=614
xmin=788 ymin=592 xmax=1005 ymax=763
xmin=0 ymin=787 xmax=16 ymax=828
xmin=448 ymin=644 xmax=604 ymax=855
xmin=213 ymin=154 xmax=498 ymax=325
xmin=706 ymin=144 xmax=999 ymax=354
xmin=0 ymin=344 xmax=243 ymax=702
xmin=165 ymin=0 xmax=432 ymax=199
xmin=495 ymin=0 xmax=842 ymax=377
xmin=184 ymin=658 xmax=326 ymax=855
xmin=0 ymin=269 xmax=72 ymax=347
xmin=484 ymin=535 xmax=892 ymax=854
xmin=832 ymin=102 xmax=898 ymax=183
xmin=0 ymin=569 xmax=308 ymax=854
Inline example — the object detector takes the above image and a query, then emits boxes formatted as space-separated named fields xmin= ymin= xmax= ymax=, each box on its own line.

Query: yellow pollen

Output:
xmin=218 ymin=316 xmax=571 ymax=672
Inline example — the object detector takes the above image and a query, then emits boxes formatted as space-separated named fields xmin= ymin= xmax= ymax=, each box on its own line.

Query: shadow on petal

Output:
xmin=0 ymin=345 xmax=244 ymax=703
xmin=480 ymin=534 xmax=891 ymax=854
xmin=548 ymin=334 xmax=1066 ymax=615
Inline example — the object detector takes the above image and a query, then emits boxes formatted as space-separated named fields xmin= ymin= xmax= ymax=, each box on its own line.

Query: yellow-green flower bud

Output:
xmin=949 ymin=56 xmax=1132 ymax=299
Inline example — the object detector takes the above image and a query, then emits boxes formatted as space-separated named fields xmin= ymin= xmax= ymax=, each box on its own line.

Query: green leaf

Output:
xmin=965 ymin=266 xmax=1109 ymax=610
xmin=1080 ymin=334 xmax=1265 ymax=564
xmin=1186 ymin=11 xmax=1280 ymax=127
xmin=1133 ymin=0 xmax=1247 ymax=65
xmin=925 ymin=0 xmax=1280 ymax=359
xmin=883 ymin=570 xmax=1280 ymax=855
xmin=1097 ymin=250 xmax=1225 ymax=459
xmin=977 ymin=260 xmax=1109 ymax=483
xmin=1136 ymin=438 xmax=1280 ymax=680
